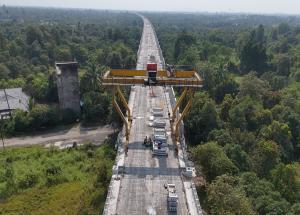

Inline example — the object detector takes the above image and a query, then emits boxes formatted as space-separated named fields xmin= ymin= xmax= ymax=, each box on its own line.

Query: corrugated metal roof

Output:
xmin=0 ymin=88 xmax=29 ymax=112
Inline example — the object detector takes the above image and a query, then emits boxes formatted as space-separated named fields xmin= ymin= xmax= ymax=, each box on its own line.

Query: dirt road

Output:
xmin=2 ymin=124 xmax=113 ymax=147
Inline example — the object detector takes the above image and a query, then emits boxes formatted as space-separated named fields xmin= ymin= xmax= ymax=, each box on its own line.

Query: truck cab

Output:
xmin=145 ymin=63 xmax=157 ymax=86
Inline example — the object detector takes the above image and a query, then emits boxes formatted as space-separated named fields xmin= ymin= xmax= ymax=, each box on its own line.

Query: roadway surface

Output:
xmin=115 ymin=17 xmax=189 ymax=215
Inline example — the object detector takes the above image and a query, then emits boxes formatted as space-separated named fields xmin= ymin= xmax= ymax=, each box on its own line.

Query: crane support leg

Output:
xmin=116 ymin=86 xmax=132 ymax=122
xmin=174 ymin=88 xmax=193 ymax=142
xmin=112 ymin=87 xmax=131 ymax=155
xmin=172 ymin=87 xmax=188 ymax=122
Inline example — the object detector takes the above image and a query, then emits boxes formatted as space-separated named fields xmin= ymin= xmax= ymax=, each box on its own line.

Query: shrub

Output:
xmin=62 ymin=108 xmax=79 ymax=124
xmin=44 ymin=162 xmax=66 ymax=186
xmin=17 ymin=172 xmax=39 ymax=189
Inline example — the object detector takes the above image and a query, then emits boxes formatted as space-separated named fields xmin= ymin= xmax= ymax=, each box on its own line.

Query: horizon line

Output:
xmin=2 ymin=4 xmax=300 ymax=17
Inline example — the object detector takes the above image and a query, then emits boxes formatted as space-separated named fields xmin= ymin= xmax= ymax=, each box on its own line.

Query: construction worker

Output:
xmin=170 ymin=64 xmax=175 ymax=77
xmin=166 ymin=64 xmax=171 ymax=77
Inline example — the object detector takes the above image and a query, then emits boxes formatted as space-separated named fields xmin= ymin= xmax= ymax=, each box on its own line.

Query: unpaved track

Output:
xmin=3 ymin=124 xmax=113 ymax=147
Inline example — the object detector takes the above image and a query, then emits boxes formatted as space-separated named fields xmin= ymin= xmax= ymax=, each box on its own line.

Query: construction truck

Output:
xmin=182 ymin=167 xmax=196 ymax=178
xmin=152 ymin=140 xmax=168 ymax=156
xmin=166 ymin=183 xmax=178 ymax=212
xmin=153 ymin=128 xmax=168 ymax=147
xmin=145 ymin=63 xmax=158 ymax=86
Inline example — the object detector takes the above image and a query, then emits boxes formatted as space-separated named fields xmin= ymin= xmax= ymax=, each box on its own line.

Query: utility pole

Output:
xmin=3 ymin=89 xmax=11 ymax=113
xmin=0 ymin=115 xmax=4 ymax=150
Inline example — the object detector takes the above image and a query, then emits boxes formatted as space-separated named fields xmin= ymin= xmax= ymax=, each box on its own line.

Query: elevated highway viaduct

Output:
xmin=103 ymin=15 xmax=203 ymax=215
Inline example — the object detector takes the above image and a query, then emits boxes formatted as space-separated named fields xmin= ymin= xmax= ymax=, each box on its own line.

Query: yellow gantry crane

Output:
xmin=102 ymin=63 xmax=203 ymax=154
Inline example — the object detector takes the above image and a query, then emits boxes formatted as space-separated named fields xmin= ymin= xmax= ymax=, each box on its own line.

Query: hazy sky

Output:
xmin=2 ymin=0 xmax=300 ymax=14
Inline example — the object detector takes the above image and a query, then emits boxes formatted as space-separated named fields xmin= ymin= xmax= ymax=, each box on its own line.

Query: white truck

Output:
xmin=166 ymin=184 xmax=178 ymax=212
xmin=152 ymin=141 xmax=168 ymax=156
xmin=182 ymin=167 xmax=196 ymax=178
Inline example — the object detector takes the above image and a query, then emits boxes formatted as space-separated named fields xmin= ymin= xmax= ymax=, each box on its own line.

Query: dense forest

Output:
xmin=1 ymin=6 xmax=300 ymax=215
xmin=148 ymin=12 xmax=300 ymax=215
xmin=0 ymin=7 xmax=142 ymax=214
xmin=0 ymin=6 xmax=142 ymax=135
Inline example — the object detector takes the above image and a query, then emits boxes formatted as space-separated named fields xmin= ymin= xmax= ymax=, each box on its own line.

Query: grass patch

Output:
xmin=0 ymin=134 xmax=117 ymax=214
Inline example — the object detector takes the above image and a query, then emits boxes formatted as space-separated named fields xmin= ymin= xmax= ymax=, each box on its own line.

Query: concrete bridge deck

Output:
xmin=103 ymin=15 xmax=202 ymax=215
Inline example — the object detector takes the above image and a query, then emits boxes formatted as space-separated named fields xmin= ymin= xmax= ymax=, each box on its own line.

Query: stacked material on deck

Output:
xmin=152 ymin=107 xmax=164 ymax=117
xmin=154 ymin=128 xmax=165 ymax=136
xmin=151 ymin=107 xmax=168 ymax=156
xmin=151 ymin=120 xmax=166 ymax=128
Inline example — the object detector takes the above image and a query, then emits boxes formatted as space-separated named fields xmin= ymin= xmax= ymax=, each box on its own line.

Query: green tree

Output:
xmin=29 ymin=104 xmax=59 ymax=130
xmin=80 ymin=61 xmax=104 ymax=93
xmin=275 ymin=54 xmax=291 ymax=76
xmin=0 ymin=63 xmax=10 ymax=79
xmin=207 ymin=175 xmax=255 ymax=215
xmin=192 ymin=142 xmax=238 ymax=181
xmin=238 ymin=73 xmax=270 ymax=100
xmin=240 ymin=172 xmax=290 ymax=215
xmin=220 ymin=94 xmax=234 ymax=121
xmin=55 ymin=47 xmax=72 ymax=61
xmin=251 ymin=140 xmax=280 ymax=177
xmin=26 ymin=73 xmax=49 ymax=101
xmin=11 ymin=110 xmax=29 ymax=132
xmin=229 ymin=105 xmax=247 ymax=130
xmin=239 ymin=30 xmax=267 ymax=75
xmin=174 ymin=31 xmax=196 ymax=61
xmin=71 ymin=45 xmax=88 ymax=65
xmin=261 ymin=120 xmax=294 ymax=160
xmin=270 ymin=163 xmax=300 ymax=203
xmin=278 ymin=23 xmax=290 ymax=35
xmin=186 ymin=93 xmax=219 ymax=143
xmin=0 ymin=31 xmax=7 ymax=49
xmin=224 ymin=144 xmax=250 ymax=171
xmin=26 ymin=26 xmax=43 ymax=45
xmin=214 ymin=77 xmax=239 ymax=103
xmin=107 ymin=51 xmax=122 ymax=69
xmin=208 ymin=129 xmax=233 ymax=147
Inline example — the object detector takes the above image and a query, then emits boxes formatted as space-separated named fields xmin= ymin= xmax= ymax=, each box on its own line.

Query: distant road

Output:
xmin=3 ymin=124 xmax=113 ymax=147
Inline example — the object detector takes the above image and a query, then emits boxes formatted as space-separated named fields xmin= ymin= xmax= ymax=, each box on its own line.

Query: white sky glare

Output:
xmin=1 ymin=0 xmax=300 ymax=14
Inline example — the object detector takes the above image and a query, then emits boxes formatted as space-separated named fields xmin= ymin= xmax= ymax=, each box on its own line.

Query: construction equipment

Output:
xmin=153 ymin=129 xmax=168 ymax=147
xmin=166 ymin=184 xmax=178 ymax=212
xmin=102 ymin=64 xmax=202 ymax=87
xmin=182 ymin=167 xmax=196 ymax=178
xmin=101 ymin=62 xmax=203 ymax=154
xmin=146 ymin=63 xmax=158 ymax=85
xmin=152 ymin=140 xmax=168 ymax=156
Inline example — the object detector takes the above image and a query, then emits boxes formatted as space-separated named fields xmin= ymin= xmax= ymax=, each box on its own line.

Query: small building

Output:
xmin=0 ymin=88 xmax=29 ymax=119
xmin=55 ymin=62 xmax=80 ymax=115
